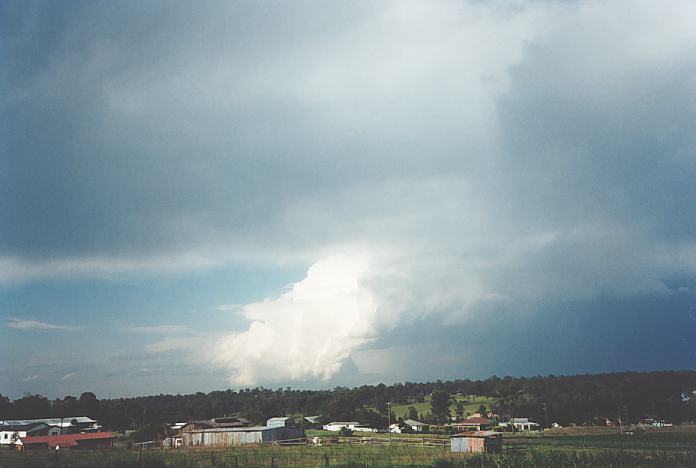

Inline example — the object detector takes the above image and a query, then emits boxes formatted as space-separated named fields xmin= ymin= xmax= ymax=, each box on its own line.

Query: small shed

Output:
xmin=451 ymin=431 xmax=502 ymax=453
xmin=303 ymin=416 xmax=324 ymax=428
xmin=266 ymin=417 xmax=291 ymax=428
xmin=404 ymin=419 xmax=427 ymax=432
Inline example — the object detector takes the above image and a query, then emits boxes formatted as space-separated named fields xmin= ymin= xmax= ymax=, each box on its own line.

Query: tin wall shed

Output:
xmin=181 ymin=426 xmax=304 ymax=447
xmin=183 ymin=427 xmax=266 ymax=447
xmin=451 ymin=432 xmax=502 ymax=453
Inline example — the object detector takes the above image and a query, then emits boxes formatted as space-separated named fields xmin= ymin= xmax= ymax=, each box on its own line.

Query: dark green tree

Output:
xmin=455 ymin=401 xmax=465 ymax=419
xmin=430 ymin=390 xmax=450 ymax=423
xmin=13 ymin=394 xmax=50 ymax=419
xmin=79 ymin=392 xmax=99 ymax=417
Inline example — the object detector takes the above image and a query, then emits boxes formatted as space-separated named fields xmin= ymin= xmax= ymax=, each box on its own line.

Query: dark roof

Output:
xmin=0 ymin=422 xmax=48 ymax=432
xmin=212 ymin=416 xmax=250 ymax=425
xmin=181 ymin=418 xmax=249 ymax=431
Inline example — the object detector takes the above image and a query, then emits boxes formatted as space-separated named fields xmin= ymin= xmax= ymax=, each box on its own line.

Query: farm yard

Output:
xmin=3 ymin=371 xmax=696 ymax=467
xmin=2 ymin=427 xmax=696 ymax=467
xmin=365 ymin=395 xmax=497 ymax=422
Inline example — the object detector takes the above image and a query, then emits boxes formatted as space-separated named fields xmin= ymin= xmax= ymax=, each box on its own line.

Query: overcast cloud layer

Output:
xmin=2 ymin=0 xmax=696 ymax=397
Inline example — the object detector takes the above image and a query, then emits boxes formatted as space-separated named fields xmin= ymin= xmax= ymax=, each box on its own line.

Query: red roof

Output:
xmin=20 ymin=432 xmax=113 ymax=447
xmin=457 ymin=417 xmax=492 ymax=425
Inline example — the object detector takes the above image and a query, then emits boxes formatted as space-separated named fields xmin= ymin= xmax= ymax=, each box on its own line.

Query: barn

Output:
xmin=181 ymin=418 xmax=305 ymax=447
xmin=181 ymin=425 xmax=304 ymax=447
xmin=450 ymin=431 xmax=502 ymax=453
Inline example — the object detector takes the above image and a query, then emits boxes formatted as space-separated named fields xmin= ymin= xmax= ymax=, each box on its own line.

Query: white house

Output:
xmin=322 ymin=421 xmax=360 ymax=432
xmin=0 ymin=417 xmax=100 ymax=434
xmin=0 ymin=423 xmax=50 ymax=445
xmin=390 ymin=419 xmax=427 ymax=433
xmin=352 ymin=424 xmax=378 ymax=433
xmin=510 ymin=418 xmax=540 ymax=431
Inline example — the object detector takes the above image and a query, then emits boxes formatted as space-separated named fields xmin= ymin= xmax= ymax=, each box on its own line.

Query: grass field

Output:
xmin=3 ymin=427 xmax=695 ymax=467
xmin=366 ymin=394 xmax=496 ymax=420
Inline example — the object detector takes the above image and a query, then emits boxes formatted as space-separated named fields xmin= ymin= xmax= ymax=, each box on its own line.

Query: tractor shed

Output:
xmin=182 ymin=425 xmax=303 ymax=447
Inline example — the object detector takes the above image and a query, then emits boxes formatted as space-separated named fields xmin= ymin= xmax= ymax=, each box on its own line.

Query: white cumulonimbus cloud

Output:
xmin=214 ymin=255 xmax=380 ymax=385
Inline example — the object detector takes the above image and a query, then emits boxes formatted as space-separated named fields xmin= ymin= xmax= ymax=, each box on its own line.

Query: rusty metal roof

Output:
xmin=452 ymin=430 xmax=500 ymax=438
xmin=19 ymin=432 xmax=113 ymax=447
xmin=457 ymin=417 xmax=492 ymax=425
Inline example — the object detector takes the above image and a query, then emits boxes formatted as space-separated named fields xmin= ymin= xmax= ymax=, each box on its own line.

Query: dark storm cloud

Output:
xmin=497 ymin=31 xmax=696 ymax=237
xmin=3 ymin=0 xmax=696 ymax=390
xmin=1 ymin=0 xmax=389 ymax=260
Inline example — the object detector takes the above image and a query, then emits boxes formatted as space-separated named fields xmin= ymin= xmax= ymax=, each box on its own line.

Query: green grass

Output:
xmin=367 ymin=394 xmax=496 ymax=420
xmin=6 ymin=426 xmax=695 ymax=467
xmin=3 ymin=443 xmax=696 ymax=468
xmin=506 ymin=430 xmax=696 ymax=452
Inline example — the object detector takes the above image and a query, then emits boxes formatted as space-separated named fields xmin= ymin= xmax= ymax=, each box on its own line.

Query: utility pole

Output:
xmin=542 ymin=402 xmax=548 ymax=429
xmin=387 ymin=402 xmax=391 ymax=447
xmin=623 ymin=405 xmax=629 ymax=429
xmin=386 ymin=401 xmax=392 ymax=467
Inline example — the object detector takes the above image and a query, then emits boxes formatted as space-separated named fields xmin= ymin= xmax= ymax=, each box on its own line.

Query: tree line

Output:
xmin=2 ymin=370 xmax=695 ymax=430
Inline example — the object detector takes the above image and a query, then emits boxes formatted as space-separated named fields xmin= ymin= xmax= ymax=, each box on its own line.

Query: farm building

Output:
xmin=510 ymin=418 xmax=540 ymax=431
xmin=0 ymin=423 xmax=51 ymax=446
xmin=179 ymin=416 xmax=250 ymax=433
xmin=16 ymin=432 xmax=113 ymax=451
xmin=450 ymin=431 xmax=502 ymax=453
xmin=303 ymin=416 xmax=325 ymax=429
xmin=453 ymin=417 xmax=493 ymax=431
xmin=390 ymin=419 xmax=427 ymax=433
xmin=352 ymin=424 xmax=378 ymax=433
xmin=163 ymin=436 xmax=183 ymax=448
xmin=0 ymin=416 xmax=100 ymax=434
xmin=181 ymin=418 xmax=303 ymax=447
xmin=181 ymin=425 xmax=304 ymax=447
xmin=266 ymin=417 xmax=292 ymax=428
xmin=323 ymin=421 xmax=360 ymax=431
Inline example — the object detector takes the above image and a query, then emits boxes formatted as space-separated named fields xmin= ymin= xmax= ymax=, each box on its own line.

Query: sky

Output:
xmin=1 ymin=0 xmax=696 ymax=399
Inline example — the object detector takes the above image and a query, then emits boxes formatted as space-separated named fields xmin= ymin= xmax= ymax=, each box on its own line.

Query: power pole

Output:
xmin=387 ymin=402 xmax=391 ymax=447
xmin=542 ymin=402 xmax=548 ymax=429
xmin=623 ymin=405 xmax=629 ymax=428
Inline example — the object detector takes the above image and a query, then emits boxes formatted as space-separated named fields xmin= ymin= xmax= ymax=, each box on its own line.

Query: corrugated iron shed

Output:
xmin=181 ymin=425 xmax=304 ymax=447
xmin=451 ymin=431 xmax=502 ymax=453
